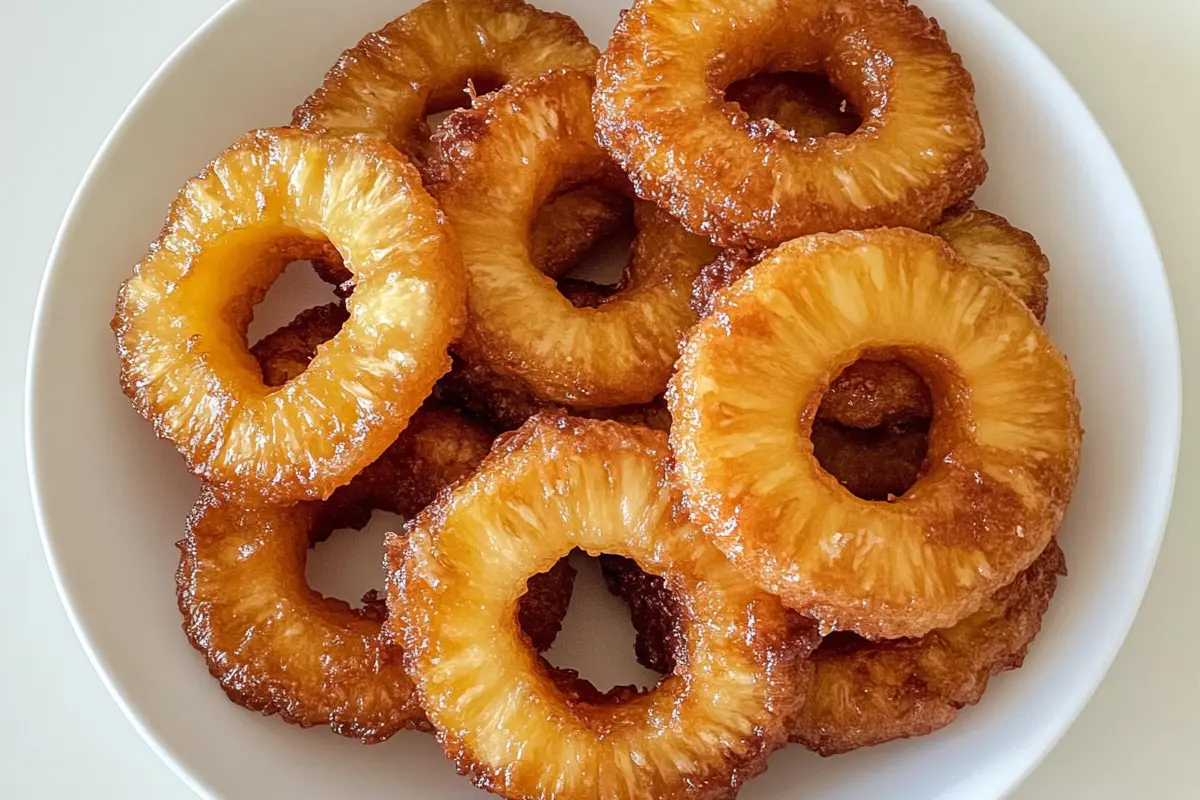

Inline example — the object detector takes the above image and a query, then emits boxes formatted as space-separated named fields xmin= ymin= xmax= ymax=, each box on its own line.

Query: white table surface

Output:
xmin=1 ymin=0 xmax=1195 ymax=797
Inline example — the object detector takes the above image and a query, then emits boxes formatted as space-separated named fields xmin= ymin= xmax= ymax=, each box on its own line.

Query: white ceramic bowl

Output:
xmin=26 ymin=0 xmax=1180 ymax=798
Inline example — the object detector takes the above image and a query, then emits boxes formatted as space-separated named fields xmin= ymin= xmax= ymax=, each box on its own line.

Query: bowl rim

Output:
xmin=24 ymin=0 xmax=1182 ymax=798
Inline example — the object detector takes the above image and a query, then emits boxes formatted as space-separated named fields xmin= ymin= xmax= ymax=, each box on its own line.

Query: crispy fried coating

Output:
xmin=934 ymin=202 xmax=1051 ymax=323
xmin=179 ymin=490 xmax=428 ymax=743
xmin=671 ymin=229 xmax=1081 ymax=639
xmin=691 ymin=200 xmax=1052 ymax=431
xmin=533 ymin=187 xmax=633 ymax=280
xmin=599 ymin=555 xmax=680 ymax=676
xmin=293 ymin=0 xmax=598 ymax=167
xmin=310 ymin=187 xmax=631 ymax=296
xmin=818 ymin=361 xmax=933 ymax=430
xmin=433 ymin=356 xmax=671 ymax=433
xmin=724 ymin=71 xmax=860 ymax=140
xmin=603 ymin=541 xmax=1066 ymax=755
xmin=595 ymin=0 xmax=986 ymax=247
xmin=810 ymin=420 xmax=929 ymax=501
xmin=255 ymin=305 xmax=577 ymax=649
xmin=112 ymin=128 xmax=464 ymax=507
xmin=793 ymin=542 xmax=1066 ymax=754
xmin=251 ymin=303 xmax=349 ymax=386
xmin=388 ymin=415 xmax=818 ymax=799
xmin=431 ymin=69 xmax=717 ymax=408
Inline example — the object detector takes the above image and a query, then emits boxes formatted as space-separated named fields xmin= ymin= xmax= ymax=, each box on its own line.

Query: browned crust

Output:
xmin=934 ymin=201 xmax=1051 ymax=323
xmin=793 ymin=542 xmax=1066 ymax=754
xmin=434 ymin=355 xmax=671 ymax=433
xmin=532 ymin=187 xmax=633 ymax=279
xmin=250 ymin=303 xmax=349 ymax=386
xmin=112 ymin=127 xmax=464 ymax=507
xmin=254 ymin=306 xmax=576 ymax=648
xmin=388 ymin=414 xmax=817 ymax=798
xmin=811 ymin=419 xmax=930 ymax=502
xmin=177 ymin=490 xmax=428 ymax=743
xmin=430 ymin=69 xmax=716 ymax=408
xmin=670 ymin=229 xmax=1081 ymax=639
xmin=603 ymin=541 xmax=1066 ymax=755
xmin=595 ymin=0 xmax=986 ymax=247
xmin=293 ymin=0 xmax=598 ymax=165
xmin=175 ymin=312 xmax=581 ymax=743
xmin=690 ymin=199 xmax=1052 ymax=432
xmin=310 ymin=187 xmax=631 ymax=296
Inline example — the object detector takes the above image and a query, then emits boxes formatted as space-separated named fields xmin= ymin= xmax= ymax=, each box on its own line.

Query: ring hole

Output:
xmin=245 ymin=238 xmax=345 ymax=348
xmin=540 ymin=551 xmax=664 ymax=695
xmin=425 ymin=73 xmax=505 ymax=128
xmin=305 ymin=510 xmax=402 ymax=610
xmin=528 ymin=187 xmax=635 ymax=308
xmin=811 ymin=358 xmax=932 ymax=501
xmin=725 ymin=72 xmax=861 ymax=139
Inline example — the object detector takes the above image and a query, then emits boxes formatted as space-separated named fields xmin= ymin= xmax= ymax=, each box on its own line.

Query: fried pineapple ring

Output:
xmin=176 ymin=309 xmax=578 ymax=742
xmin=388 ymin=416 xmax=816 ymax=799
xmin=934 ymin=202 xmax=1051 ymax=324
xmin=595 ymin=0 xmax=986 ymax=247
xmin=293 ymin=0 xmax=598 ymax=166
xmin=692 ymin=203 xmax=1053 ymax=431
xmin=113 ymin=128 xmax=464 ymax=506
xmin=431 ymin=69 xmax=718 ymax=408
xmin=671 ymin=229 xmax=1081 ymax=639
xmin=603 ymin=542 xmax=1065 ymax=754
xmin=794 ymin=542 xmax=1065 ymax=754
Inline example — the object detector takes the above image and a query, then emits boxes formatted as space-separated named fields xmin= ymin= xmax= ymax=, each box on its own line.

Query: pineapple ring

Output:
xmin=793 ymin=541 xmax=1065 ymax=755
xmin=431 ymin=69 xmax=717 ymax=408
xmin=602 ymin=540 xmax=1065 ymax=755
xmin=292 ymin=0 xmax=598 ymax=167
xmin=175 ymin=320 xmax=578 ymax=744
xmin=593 ymin=0 xmax=987 ymax=248
xmin=692 ymin=203 xmax=1052 ymax=431
xmin=670 ymin=229 xmax=1082 ymax=640
xmin=388 ymin=415 xmax=816 ymax=798
xmin=112 ymin=128 xmax=465 ymax=506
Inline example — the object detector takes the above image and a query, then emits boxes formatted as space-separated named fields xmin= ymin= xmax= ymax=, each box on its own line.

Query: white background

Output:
xmin=1 ymin=0 xmax=1195 ymax=797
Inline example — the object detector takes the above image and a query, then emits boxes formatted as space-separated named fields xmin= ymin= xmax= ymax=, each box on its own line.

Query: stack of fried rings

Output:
xmin=108 ymin=0 xmax=1084 ymax=793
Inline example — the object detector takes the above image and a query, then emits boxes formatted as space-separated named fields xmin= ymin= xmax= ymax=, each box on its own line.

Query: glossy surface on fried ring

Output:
xmin=293 ymin=0 xmax=598 ymax=167
xmin=691 ymin=203 xmax=1052 ymax=433
xmin=174 ymin=306 xmax=577 ymax=742
xmin=670 ymin=229 xmax=1081 ymax=639
xmin=793 ymin=541 xmax=1065 ymax=755
xmin=602 ymin=540 xmax=1065 ymax=755
xmin=112 ymin=128 xmax=464 ymax=506
xmin=595 ymin=0 xmax=987 ymax=248
xmin=431 ymin=69 xmax=716 ymax=408
xmin=388 ymin=415 xmax=815 ymax=799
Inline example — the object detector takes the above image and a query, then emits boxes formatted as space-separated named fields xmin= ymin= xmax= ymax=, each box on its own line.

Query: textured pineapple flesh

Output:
xmin=115 ymin=129 xmax=462 ymax=502
xmin=672 ymin=229 xmax=1080 ymax=638
xmin=292 ymin=0 xmax=598 ymax=156
xmin=934 ymin=204 xmax=1051 ymax=322
xmin=394 ymin=420 xmax=800 ymax=797
xmin=794 ymin=541 xmax=1065 ymax=754
xmin=595 ymin=0 xmax=985 ymax=245
xmin=179 ymin=493 xmax=422 ymax=741
xmin=437 ymin=69 xmax=716 ymax=407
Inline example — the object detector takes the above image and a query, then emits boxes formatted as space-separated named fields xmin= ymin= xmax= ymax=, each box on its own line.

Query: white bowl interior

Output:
xmin=26 ymin=0 xmax=1180 ymax=798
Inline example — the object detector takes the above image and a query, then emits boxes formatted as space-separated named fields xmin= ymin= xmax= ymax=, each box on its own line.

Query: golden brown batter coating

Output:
xmin=388 ymin=415 xmax=818 ymax=799
xmin=671 ymin=229 xmax=1081 ymax=639
xmin=430 ymin=69 xmax=717 ymax=408
xmin=113 ymin=128 xmax=464 ymax=507
xmin=595 ymin=0 xmax=986 ymax=247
